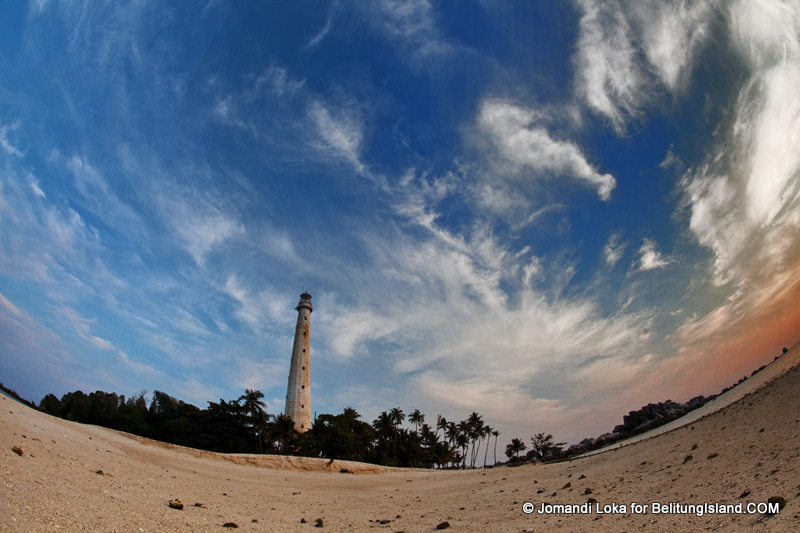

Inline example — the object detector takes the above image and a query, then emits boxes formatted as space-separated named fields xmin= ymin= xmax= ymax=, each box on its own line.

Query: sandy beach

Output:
xmin=3 ymin=344 xmax=799 ymax=532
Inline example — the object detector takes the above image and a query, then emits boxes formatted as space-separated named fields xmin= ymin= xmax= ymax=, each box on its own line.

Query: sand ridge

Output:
xmin=2 ymin=344 xmax=800 ymax=531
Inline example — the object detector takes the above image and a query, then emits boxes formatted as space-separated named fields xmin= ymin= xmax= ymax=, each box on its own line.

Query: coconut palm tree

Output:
xmin=482 ymin=425 xmax=493 ymax=468
xmin=506 ymin=437 xmax=527 ymax=460
xmin=431 ymin=441 xmax=455 ymax=469
xmin=409 ymin=409 xmax=424 ymax=434
xmin=238 ymin=389 xmax=267 ymax=453
xmin=271 ymin=413 xmax=297 ymax=454
xmin=466 ymin=412 xmax=484 ymax=468
xmin=419 ymin=423 xmax=435 ymax=447
xmin=436 ymin=415 xmax=448 ymax=441
xmin=445 ymin=421 xmax=458 ymax=446
xmin=389 ymin=407 xmax=405 ymax=429
xmin=373 ymin=411 xmax=395 ymax=443
xmin=492 ymin=429 xmax=500 ymax=465
xmin=456 ymin=431 xmax=469 ymax=469
xmin=239 ymin=389 xmax=266 ymax=417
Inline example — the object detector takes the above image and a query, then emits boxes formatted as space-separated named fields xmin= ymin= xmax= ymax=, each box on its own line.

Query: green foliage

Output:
xmin=505 ymin=437 xmax=527 ymax=459
xmin=529 ymin=432 xmax=566 ymax=459
xmin=38 ymin=387 xmax=498 ymax=469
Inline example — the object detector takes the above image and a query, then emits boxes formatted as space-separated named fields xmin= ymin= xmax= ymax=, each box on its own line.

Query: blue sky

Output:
xmin=2 ymin=0 xmax=799 ymax=444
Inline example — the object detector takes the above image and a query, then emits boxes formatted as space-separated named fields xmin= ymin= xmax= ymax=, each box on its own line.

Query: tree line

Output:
xmin=37 ymin=388 xmax=501 ymax=468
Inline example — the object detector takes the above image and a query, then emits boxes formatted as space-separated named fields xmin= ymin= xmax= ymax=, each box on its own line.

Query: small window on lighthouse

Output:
xmin=302 ymin=385 xmax=305 ymax=389
xmin=302 ymin=366 xmax=305 ymax=370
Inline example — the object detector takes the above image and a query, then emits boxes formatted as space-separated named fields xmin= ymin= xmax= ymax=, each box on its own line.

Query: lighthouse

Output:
xmin=284 ymin=291 xmax=313 ymax=432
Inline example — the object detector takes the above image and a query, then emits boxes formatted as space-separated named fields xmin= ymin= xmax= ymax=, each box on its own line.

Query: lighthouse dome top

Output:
xmin=296 ymin=291 xmax=313 ymax=312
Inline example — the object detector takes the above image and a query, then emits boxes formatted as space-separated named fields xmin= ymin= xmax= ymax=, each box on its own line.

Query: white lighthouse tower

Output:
xmin=284 ymin=291 xmax=312 ymax=432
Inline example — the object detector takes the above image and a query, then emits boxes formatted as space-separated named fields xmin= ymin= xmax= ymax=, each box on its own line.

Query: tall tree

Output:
xmin=239 ymin=389 xmax=268 ymax=453
xmin=482 ymin=425 xmax=493 ymax=468
xmin=408 ymin=409 xmax=424 ymax=433
xmin=492 ymin=429 xmax=500 ymax=466
xmin=389 ymin=407 xmax=405 ymax=428
xmin=271 ymin=413 xmax=298 ymax=454
xmin=505 ymin=437 xmax=527 ymax=460
xmin=373 ymin=411 xmax=395 ymax=443
xmin=466 ymin=412 xmax=484 ymax=468
xmin=436 ymin=415 xmax=448 ymax=442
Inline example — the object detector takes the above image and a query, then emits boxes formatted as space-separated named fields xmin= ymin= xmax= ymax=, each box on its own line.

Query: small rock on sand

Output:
xmin=436 ymin=521 xmax=451 ymax=529
xmin=767 ymin=496 xmax=786 ymax=513
xmin=168 ymin=499 xmax=183 ymax=510
xmin=12 ymin=445 xmax=23 ymax=456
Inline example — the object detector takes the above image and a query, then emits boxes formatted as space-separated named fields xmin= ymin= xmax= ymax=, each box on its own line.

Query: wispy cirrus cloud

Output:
xmin=308 ymin=100 xmax=366 ymax=174
xmin=0 ymin=122 xmax=23 ymax=157
xmin=359 ymin=0 xmax=454 ymax=68
xmin=626 ymin=0 xmax=715 ymax=91
xmin=477 ymin=100 xmax=616 ymax=200
xmin=682 ymin=0 xmax=800 ymax=288
xmin=637 ymin=239 xmax=670 ymax=271
xmin=211 ymin=62 xmax=375 ymax=182
xmin=311 ymin=185 xmax=657 ymax=436
xmin=573 ymin=0 xmax=647 ymax=132
xmin=603 ymin=232 xmax=625 ymax=267
xmin=572 ymin=0 xmax=717 ymax=131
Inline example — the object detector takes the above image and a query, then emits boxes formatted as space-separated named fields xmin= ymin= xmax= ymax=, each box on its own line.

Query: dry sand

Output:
xmin=2 ymin=344 xmax=800 ymax=532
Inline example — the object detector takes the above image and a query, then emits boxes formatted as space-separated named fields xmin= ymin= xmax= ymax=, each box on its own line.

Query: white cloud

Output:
xmin=637 ymin=239 xmax=670 ymax=271
xmin=478 ymin=100 xmax=616 ymax=200
xmin=573 ymin=0 xmax=646 ymax=132
xmin=0 ymin=292 xmax=23 ymax=317
xmin=573 ymin=0 xmax=716 ymax=130
xmin=314 ymin=193 xmax=654 ymax=440
xmin=305 ymin=10 xmax=332 ymax=49
xmin=626 ymin=0 xmax=714 ymax=91
xmin=156 ymin=184 xmax=244 ymax=267
xmin=0 ymin=122 xmax=23 ymax=157
xmin=729 ymin=0 xmax=800 ymax=70
xmin=309 ymin=101 xmax=365 ymax=173
xmin=682 ymin=0 xmax=800 ymax=288
xmin=603 ymin=232 xmax=625 ymax=266
xmin=363 ymin=0 xmax=453 ymax=68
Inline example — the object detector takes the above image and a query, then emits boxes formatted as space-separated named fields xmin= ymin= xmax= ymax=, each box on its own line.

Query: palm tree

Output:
xmin=341 ymin=407 xmax=360 ymax=422
xmin=506 ymin=437 xmax=527 ymax=460
xmin=409 ymin=409 xmax=424 ymax=434
xmin=492 ymin=429 xmax=500 ymax=466
xmin=419 ymin=423 xmax=435 ymax=447
xmin=445 ymin=421 xmax=458 ymax=446
xmin=352 ymin=420 xmax=375 ymax=461
xmin=431 ymin=441 xmax=454 ymax=469
xmin=239 ymin=389 xmax=266 ymax=416
xmin=482 ymin=425 xmax=493 ymax=468
xmin=373 ymin=411 xmax=395 ymax=443
xmin=436 ymin=415 xmax=448 ymax=441
xmin=238 ymin=389 xmax=267 ymax=453
xmin=466 ymin=412 xmax=483 ymax=468
xmin=271 ymin=413 xmax=297 ymax=454
xmin=456 ymin=432 xmax=469 ymax=469
xmin=252 ymin=409 xmax=272 ymax=454
xmin=389 ymin=407 xmax=405 ymax=429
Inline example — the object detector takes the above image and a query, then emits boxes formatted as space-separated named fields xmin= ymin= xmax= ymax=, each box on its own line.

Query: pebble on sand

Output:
xmin=168 ymin=499 xmax=183 ymax=510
